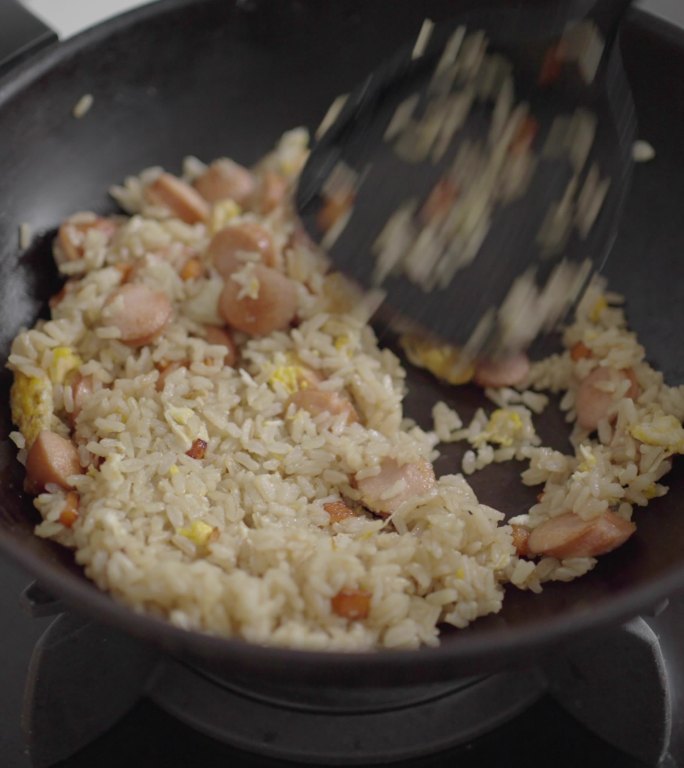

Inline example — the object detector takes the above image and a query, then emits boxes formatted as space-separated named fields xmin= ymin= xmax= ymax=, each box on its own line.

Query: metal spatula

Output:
xmin=296 ymin=0 xmax=635 ymax=356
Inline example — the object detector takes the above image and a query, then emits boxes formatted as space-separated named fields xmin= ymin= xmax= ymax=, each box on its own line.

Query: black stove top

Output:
xmin=1 ymin=555 xmax=678 ymax=768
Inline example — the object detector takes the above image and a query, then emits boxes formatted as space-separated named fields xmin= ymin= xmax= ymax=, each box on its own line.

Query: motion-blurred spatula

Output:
xmin=296 ymin=0 xmax=635 ymax=356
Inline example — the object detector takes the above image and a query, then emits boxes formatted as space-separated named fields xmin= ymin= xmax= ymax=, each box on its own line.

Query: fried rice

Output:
xmin=6 ymin=129 xmax=684 ymax=650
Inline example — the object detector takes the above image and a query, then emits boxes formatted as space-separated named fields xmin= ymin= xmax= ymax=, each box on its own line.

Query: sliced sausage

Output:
xmin=204 ymin=325 xmax=238 ymax=367
xmin=193 ymin=159 xmax=255 ymax=206
xmin=68 ymin=373 xmax=94 ymax=426
xmin=105 ymin=283 xmax=172 ymax=347
xmin=575 ymin=366 xmax=640 ymax=431
xmin=527 ymin=510 xmax=636 ymax=559
xmin=208 ymin=222 xmax=279 ymax=276
xmin=473 ymin=353 xmax=530 ymax=389
xmin=218 ymin=264 xmax=297 ymax=336
xmin=144 ymin=173 xmax=210 ymax=224
xmin=25 ymin=431 xmax=82 ymax=493
xmin=288 ymin=389 xmax=358 ymax=424
xmin=58 ymin=215 xmax=116 ymax=262
xmin=252 ymin=170 xmax=288 ymax=214
xmin=356 ymin=458 xmax=436 ymax=517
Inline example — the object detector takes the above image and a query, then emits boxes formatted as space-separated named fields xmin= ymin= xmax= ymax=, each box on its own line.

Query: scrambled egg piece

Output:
xmin=400 ymin=334 xmax=474 ymax=385
xmin=475 ymin=409 xmax=524 ymax=447
xmin=576 ymin=444 xmax=597 ymax=472
xmin=164 ymin=406 xmax=208 ymax=450
xmin=589 ymin=296 xmax=608 ymax=324
xmin=48 ymin=347 xmax=82 ymax=384
xmin=268 ymin=360 xmax=316 ymax=395
xmin=10 ymin=372 xmax=53 ymax=446
xmin=209 ymin=199 xmax=241 ymax=235
xmin=232 ymin=262 xmax=260 ymax=300
xmin=630 ymin=413 xmax=684 ymax=453
xmin=177 ymin=520 xmax=218 ymax=546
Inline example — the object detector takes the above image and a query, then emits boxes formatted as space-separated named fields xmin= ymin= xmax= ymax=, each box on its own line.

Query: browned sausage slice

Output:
xmin=25 ymin=431 xmax=82 ymax=493
xmin=204 ymin=325 xmax=238 ymax=367
xmin=356 ymin=458 xmax=436 ymax=516
xmin=105 ymin=283 xmax=172 ymax=347
xmin=144 ymin=173 xmax=210 ymax=224
xmin=193 ymin=159 xmax=256 ymax=206
xmin=218 ymin=265 xmax=297 ymax=336
xmin=575 ymin=366 xmax=639 ymax=431
xmin=527 ymin=510 xmax=636 ymax=559
xmin=208 ymin=222 xmax=279 ymax=276
xmin=68 ymin=373 xmax=94 ymax=426
xmin=288 ymin=389 xmax=358 ymax=424
xmin=473 ymin=353 xmax=530 ymax=388
xmin=253 ymin=171 xmax=288 ymax=214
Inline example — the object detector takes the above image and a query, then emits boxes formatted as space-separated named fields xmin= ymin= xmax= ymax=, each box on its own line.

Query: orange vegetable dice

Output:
xmin=324 ymin=501 xmax=355 ymax=524
xmin=331 ymin=588 xmax=371 ymax=620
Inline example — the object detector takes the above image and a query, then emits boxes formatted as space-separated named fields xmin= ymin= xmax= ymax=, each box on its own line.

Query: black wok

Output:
xmin=0 ymin=0 xmax=682 ymax=687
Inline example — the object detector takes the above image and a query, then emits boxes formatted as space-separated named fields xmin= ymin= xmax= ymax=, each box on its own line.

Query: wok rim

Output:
xmin=0 ymin=0 xmax=683 ymax=678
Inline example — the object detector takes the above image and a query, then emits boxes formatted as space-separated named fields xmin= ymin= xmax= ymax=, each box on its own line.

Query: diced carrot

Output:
xmin=49 ymin=286 xmax=67 ymax=310
xmin=180 ymin=257 xmax=204 ymax=281
xmin=420 ymin=178 xmax=460 ymax=225
xmin=331 ymin=588 xmax=371 ymax=620
xmin=114 ymin=262 xmax=135 ymax=283
xmin=511 ymin=524 xmax=530 ymax=557
xmin=59 ymin=492 xmax=80 ymax=528
xmin=186 ymin=438 xmax=208 ymax=460
xmin=510 ymin=116 xmax=539 ymax=155
xmin=570 ymin=341 xmax=592 ymax=361
xmin=324 ymin=501 xmax=355 ymax=524
xmin=155 ymin=360 xmax=187 ymax=392
xmin=316 ymin=191 xmax=355 ymax=233
xmin=539 ymin=43 xmax=564 ymax=86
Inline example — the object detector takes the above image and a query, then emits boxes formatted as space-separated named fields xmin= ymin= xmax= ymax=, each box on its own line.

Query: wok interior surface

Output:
xmin=0 ymin=0 xmax=682 ymax=684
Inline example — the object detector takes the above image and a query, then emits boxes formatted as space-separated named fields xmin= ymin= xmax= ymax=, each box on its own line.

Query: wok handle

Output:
xmin=0 ymin=0 xmax=57 ymax=77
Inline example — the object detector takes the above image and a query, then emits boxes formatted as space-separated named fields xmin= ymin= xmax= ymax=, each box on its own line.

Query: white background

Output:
xmin=20 ymin=0 xmax=684 ymax=39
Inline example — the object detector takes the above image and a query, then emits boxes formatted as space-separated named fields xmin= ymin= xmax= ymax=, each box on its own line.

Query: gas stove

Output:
xmin=2 ymin=556 xmax=682 ymax=768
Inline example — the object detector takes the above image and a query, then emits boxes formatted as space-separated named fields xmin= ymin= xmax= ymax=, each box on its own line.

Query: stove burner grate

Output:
xmin=18 ymin=583 xmax=684 ymax=768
